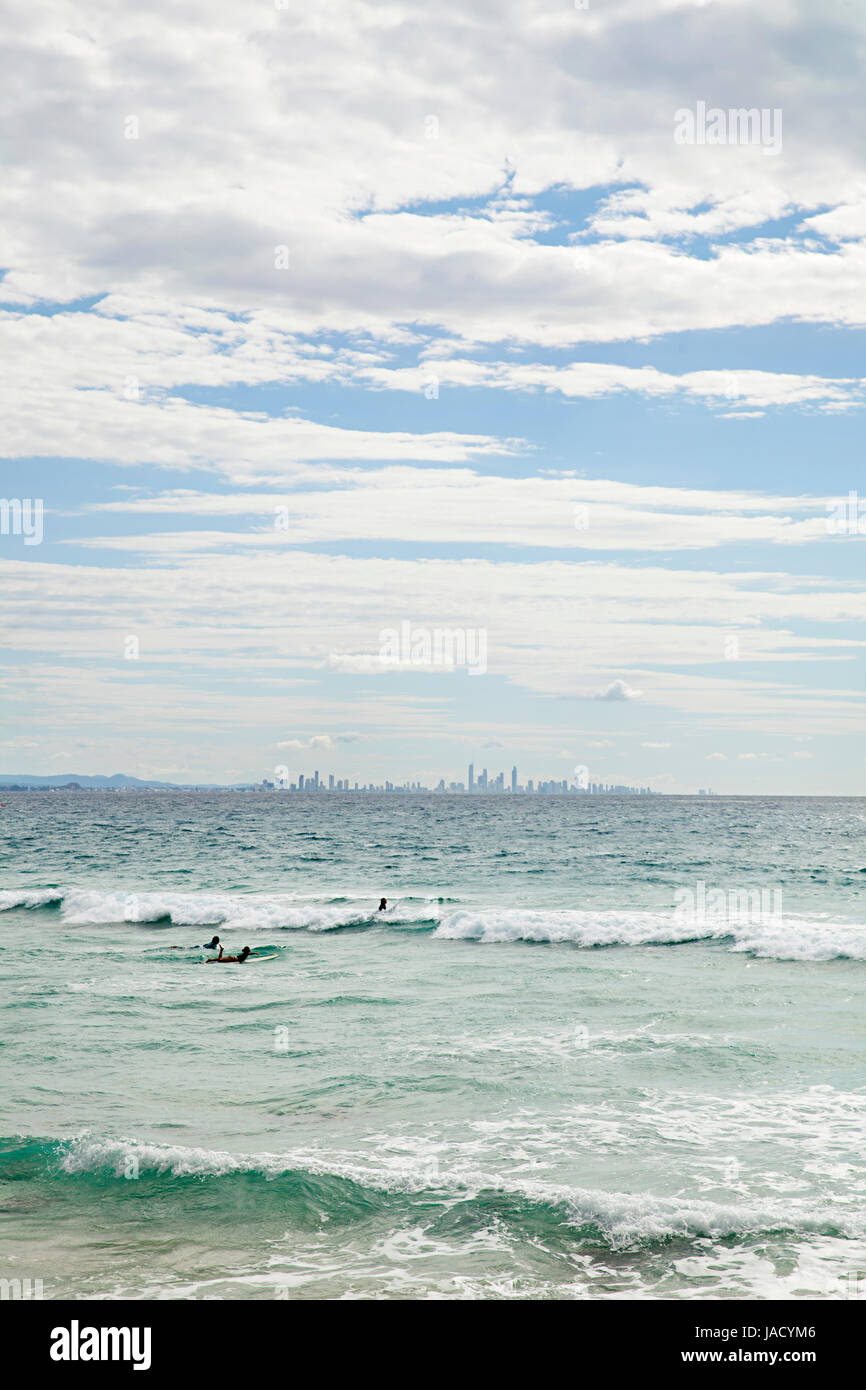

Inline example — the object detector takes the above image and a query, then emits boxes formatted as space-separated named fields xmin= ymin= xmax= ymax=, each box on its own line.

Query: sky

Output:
xmin=1 ymin=0 xmax=864 ymax=792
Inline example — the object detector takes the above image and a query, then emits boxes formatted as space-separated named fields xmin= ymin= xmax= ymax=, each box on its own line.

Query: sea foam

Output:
xmin=37 ymin=1133 xmax=866 ymax=1248
xmin=3 ymin=889 xmax=865 ymax=959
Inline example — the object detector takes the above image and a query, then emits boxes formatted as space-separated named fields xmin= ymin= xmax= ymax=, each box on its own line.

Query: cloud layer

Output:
xmin=2 ymin=0 xmax=864 ymax=788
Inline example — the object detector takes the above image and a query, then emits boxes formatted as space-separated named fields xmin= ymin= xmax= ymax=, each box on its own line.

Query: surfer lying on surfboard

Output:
xmin=171 ymin=935 xmax=222 ymax=951
xmin=206 ymin=945 xmax=252 ymax=963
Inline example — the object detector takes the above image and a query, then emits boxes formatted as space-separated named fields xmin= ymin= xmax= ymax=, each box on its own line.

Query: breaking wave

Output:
xmin=2 ymin=1133 xmax=863 ymax=1251
xmin=2 ymin=889 xmax=865 ymax=959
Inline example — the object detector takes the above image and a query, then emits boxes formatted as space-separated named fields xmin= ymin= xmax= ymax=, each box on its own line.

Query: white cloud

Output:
xmin=276 ymin=733 xmax=364 ymax=752
xmin=1 ymin=1 xmax=865 ymax=347
xmin=2 ymin=1 xmax=864 ymax=788
xmin=595 ymin=679 xmax=643 ymax=701
xmin=360 ymin=359 xmax=866 ymax=414
xmin=0 ymin=316 xmax=518 ymax=472
xmin=78 ymin=472 xmax=836 ymax=553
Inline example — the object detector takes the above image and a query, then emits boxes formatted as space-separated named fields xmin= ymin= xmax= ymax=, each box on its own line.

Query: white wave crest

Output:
xmin=5 ymin=888 xmax=865 ymax=959
xmin=434 ymin=908 xmax=866 ymax=959
xmin=51 ymin=1134 xmax=866 ymax=1246
xmin=28 ymin=888 xmax=441 ymax=932
xmin=0 ymin=888 xmax=62 ymax=911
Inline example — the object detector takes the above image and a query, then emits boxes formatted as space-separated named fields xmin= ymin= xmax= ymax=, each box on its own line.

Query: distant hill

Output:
xmin=0 ymin=773 xmax=232 ymax=789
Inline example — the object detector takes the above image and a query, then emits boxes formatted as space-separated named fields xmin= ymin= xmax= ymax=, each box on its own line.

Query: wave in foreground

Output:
xmin=2 ymin=889 xmax=865 ymax=960
xmin=2 ymin=1133 xmax=863 ymax=1251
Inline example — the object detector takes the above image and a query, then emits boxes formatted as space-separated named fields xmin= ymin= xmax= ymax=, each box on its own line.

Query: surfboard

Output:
xmin=247 ymin=953 xmax=278 ymax=962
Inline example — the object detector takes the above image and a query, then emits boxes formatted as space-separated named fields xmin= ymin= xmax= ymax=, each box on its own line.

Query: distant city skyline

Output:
xmin=262 ymin=763 xmax=655 ymax=794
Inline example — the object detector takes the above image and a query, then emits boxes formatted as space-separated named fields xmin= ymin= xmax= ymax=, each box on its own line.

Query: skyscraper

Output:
xmin=468 ymin=762 xmax=475 ymax=791
xmin=511 ymin=765 xmax=517 ymax=792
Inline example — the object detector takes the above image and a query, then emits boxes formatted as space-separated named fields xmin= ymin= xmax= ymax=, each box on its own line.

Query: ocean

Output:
xmin=1 ymin=791 xmax=865 ymax=1301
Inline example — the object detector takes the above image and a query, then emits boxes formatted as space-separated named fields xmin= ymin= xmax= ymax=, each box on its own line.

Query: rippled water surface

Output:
xmin=1 ymin=792 xmax=864 ymax=1299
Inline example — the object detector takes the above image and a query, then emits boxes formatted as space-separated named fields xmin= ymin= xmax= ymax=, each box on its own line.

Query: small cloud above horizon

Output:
xmin=595 ymin=680 xmax=643 ymax=702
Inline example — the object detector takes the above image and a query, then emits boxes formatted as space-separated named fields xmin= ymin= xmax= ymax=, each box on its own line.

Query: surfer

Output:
xmin=170 ymin=934 xmax=222 ymax=951
xmin=206 ymin=945 xmax=252 ymax=964
xmin=378 ymin=897 xmax=387 ymax=911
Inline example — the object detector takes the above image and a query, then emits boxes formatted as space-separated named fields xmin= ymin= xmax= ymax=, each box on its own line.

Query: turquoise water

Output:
xmin=2 ymin=792 xmax=865 ymax=1300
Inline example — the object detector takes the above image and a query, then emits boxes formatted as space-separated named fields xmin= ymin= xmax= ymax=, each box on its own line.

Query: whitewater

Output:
xmin=1 ymin=791 xmax=865 ymax=1300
